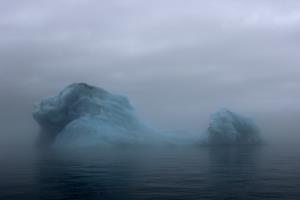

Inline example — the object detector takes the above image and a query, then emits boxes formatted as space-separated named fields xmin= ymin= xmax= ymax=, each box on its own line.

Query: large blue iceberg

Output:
xmin=33 ymin=83 xmax=158 ymax=146
xmin=207 ymin=109 xmax=261 ymax=145
xmin=33 ymin=83 xmax=261 ymax=147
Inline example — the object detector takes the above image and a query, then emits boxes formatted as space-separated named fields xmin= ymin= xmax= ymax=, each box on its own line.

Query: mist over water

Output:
xmin=1 ymin=94 xmax=300 ymax=200
xmin=0 ymin=79 xmax=299 ymax=199
xmin=1 ymin=81 xmax=299 ymax=200
xmin=1 ymin=0 xmax=300 ymax=199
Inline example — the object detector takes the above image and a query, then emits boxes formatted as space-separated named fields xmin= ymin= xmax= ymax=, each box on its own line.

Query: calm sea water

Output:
xmin=1 ymin=144 xmax=300 ymax=200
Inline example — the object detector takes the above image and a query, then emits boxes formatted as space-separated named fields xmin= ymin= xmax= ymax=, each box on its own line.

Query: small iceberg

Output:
xmin=207 ymin=109 xmax=261 ymax=145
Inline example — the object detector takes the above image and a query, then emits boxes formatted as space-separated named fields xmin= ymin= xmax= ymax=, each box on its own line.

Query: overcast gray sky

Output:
xmin=1 ymin=0 xmax=300 ymax=139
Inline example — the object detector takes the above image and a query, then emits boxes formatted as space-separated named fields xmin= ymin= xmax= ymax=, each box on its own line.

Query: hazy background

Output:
xmin=1 ymin=0 xmax=300 ymax=145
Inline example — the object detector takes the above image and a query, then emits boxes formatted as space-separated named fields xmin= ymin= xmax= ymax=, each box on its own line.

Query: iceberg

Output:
xmin=207 ymin=109 xmax=261 ymax=145
xmin=33 ymin=83 xmax=262 ymax=147
xmin=33 ymin=83 xmax=155 ymax=146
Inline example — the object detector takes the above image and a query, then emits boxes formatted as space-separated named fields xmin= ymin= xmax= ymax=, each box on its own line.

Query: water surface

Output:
xmin=1 ymin=144 xmax=300 ymax=199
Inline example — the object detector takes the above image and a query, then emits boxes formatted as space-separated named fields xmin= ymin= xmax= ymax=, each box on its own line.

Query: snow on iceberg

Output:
xmin=33 ymin=83 xmax=156 ymax=146
xmin=207 ymin=109 xmax=261 ymax=145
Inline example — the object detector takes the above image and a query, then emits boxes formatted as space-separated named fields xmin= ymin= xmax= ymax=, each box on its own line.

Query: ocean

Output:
xmin=1 ymin=144 xmax=300 ymax=200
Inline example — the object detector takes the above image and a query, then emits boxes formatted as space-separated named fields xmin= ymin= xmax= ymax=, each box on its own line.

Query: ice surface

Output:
xmin=207 ymin=109 xmax=261 ymax=145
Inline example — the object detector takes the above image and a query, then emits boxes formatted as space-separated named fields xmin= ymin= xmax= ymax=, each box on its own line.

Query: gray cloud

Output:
xmin=1 ymin=0 xmax=300 ymax=140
